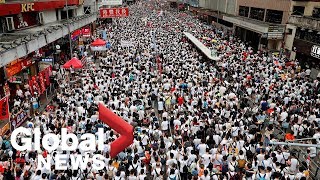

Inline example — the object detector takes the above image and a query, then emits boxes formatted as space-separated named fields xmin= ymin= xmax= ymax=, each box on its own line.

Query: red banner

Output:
xmin=29 ymin=76 xmax=40 ymax=95
xmin=99 ymin=8 xmax=129 ymax=18
xmin=39 ymin=72 xmax=46 ymax=94
xmin=44 ymin=67 xmax=51 ymax=86
xmin=0 ymin=96 xmax=9 ymax=121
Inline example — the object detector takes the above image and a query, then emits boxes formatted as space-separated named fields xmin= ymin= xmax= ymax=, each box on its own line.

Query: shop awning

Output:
xmin=91 ymin=39 xmax=106 ymax=46
xmin=183 ymin=32 xmax=220 ymax=61
xmin=63 ymin=57 xmax=83 ymax=69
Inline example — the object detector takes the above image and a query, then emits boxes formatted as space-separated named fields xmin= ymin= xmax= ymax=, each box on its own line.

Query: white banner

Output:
xmin=120 ymin=40 xmax=134 ymax=47
xmin=101 ymin=0 xmax=122 ymax=6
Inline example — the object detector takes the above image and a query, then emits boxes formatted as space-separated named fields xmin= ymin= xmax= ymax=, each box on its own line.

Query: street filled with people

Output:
xmin=1 ymin=0 xmax=320 ymax=179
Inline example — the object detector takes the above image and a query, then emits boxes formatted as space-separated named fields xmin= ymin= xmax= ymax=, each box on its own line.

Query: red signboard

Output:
xmin=82 ymin=27 xmax=91 ymax=37
xmin=5 ymin=58 xmax=34 ymax=77
xmin=0 ymin=0 xmax=80 ymax=16
xmin=99 ymin=8 xmax=129 ymax=18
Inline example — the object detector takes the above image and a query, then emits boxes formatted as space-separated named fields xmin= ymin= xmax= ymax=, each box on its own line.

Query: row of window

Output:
xmin=295 ymin=28 xmax=320 ymax=44
xmin=292 ymin=6 xmax=320 ymax=18
xmin=238 ymin=6 xmax=283 ymax=24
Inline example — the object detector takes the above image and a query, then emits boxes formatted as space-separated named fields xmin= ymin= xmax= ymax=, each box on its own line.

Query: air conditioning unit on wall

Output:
xmin=38 ymin=12 xmax=44 ymax=25
xmin=5 ymin=17 xmax=15 ymax=31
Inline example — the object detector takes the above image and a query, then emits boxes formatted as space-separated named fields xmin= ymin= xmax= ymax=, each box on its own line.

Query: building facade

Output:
xmin=285 ymin=0 xmax=320 ymax=68
xmin=0 ymin=0 xmax=98 ymax=100
xmin=221 ymin=0 xmax=290 ymax=51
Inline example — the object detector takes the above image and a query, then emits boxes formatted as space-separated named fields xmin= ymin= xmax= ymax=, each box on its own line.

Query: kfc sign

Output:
xmin=100 ymin=8 xmax=129 ymax=18
xmin=311 ymin=45 xmax=320 ymax=59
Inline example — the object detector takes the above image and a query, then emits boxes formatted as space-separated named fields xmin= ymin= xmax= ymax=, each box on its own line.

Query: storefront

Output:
xmin=293 ymin=38 xmax=320 ymax=69
xmin=4 ymin=56 xmax=37 ymax=98
xmin=223 ymin=15 xmax=285 ymax=51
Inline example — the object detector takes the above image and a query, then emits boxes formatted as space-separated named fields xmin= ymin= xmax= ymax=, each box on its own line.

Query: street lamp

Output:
xmin=66 ymin=0 xmax=73 ymax=57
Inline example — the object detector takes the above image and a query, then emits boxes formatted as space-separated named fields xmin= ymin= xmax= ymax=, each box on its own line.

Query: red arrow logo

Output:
xmin=99 ymin=103 xmax=134 ymax=158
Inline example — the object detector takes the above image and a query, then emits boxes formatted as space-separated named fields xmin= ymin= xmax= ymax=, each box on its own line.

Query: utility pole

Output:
xmin=66 ymin=0 xmax=73 ymax=57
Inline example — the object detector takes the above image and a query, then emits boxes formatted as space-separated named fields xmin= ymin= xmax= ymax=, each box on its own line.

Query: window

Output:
xmin=265 ymin=9 xmax=283 ymax=24
xmin=312 ymin=7 xmax=320 ymax=18
xmin=239 ymin=6 xmax=249 ymax=17
xmin=287 ymin=28 xmax=293 ymax=35
xmin=295 ymin=28 xmax=320 ymax=44
xmin=292 ymin=6 xmax=305 ymax=16
xmin=84 ymin=6 xmax=91 ymax=14
xmin=5 ymin=17 xmax=14 ymax=31
xmin=249 ymin=7 xmax=265 ymax=21
xmin=61 ymin=9 xmax=74 ymax=20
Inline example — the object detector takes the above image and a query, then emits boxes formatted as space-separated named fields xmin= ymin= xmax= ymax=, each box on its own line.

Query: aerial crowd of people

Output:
xmin=1 ymin=0 xmax=320 ymax=180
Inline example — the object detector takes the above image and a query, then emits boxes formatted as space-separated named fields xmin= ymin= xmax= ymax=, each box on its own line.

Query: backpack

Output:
xmin=244 ymin=145 xmax=252 ymax=158
xmin=237 ymin=158 xmax=246 ymax=168
xmin=258 ymin=173 xmax=266 ymax=180
xmin=221 ymin=161 xmax=228 ymax=172
xmin=169 ymin=175 xmax=177 ymax=180
xmin=154 ymin=130 xmax=160 ymax=140
xmin=183 ymin=165 xmax=188 ymax=173
xmin=229 ymin=172 xmax=239 ymax=180
xmin=107 ymin=167 xmax=114 ymax=178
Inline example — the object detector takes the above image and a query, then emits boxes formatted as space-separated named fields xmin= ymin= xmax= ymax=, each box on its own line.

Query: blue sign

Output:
xmin=106 ymin=42 xmax=111 ymax=49
xmin=41 ymin=57 xmax=53 ymax=62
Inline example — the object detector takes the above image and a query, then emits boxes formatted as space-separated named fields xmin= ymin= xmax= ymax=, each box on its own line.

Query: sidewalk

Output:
xmin=0 ymin=89 xmax=56 ymax=136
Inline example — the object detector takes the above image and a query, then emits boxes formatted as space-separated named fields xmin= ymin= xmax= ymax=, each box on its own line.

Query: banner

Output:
xmin=0 ymin=96 xmax=9 ymax=121
xmin=100 ymin=8 xmax=129 ymax=18
xmin=39 ymin=72 xmax=46 ymax=94
xmin=10 ymin=110 xmax=28 ymax=132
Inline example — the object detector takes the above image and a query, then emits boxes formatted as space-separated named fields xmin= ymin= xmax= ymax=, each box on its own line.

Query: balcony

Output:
xmin=0 ymin=13 xmax=97 ymax=68
xmin=288 ymin=15 xmax=320 ymax=31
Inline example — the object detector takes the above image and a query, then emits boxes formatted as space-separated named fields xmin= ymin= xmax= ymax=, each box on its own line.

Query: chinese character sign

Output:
xmin=100 ymin=8 xmax=129 ymax=18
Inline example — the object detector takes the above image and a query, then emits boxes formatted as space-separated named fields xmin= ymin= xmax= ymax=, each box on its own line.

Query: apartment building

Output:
xmin=286 ymin=0 xmax=320 ymax=67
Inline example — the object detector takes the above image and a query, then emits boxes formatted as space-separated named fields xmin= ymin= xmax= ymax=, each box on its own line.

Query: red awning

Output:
xmin=91 ymin=39 xmax=106 ymax=46
xmin=63 ymin=57 xmax=83 ymax=69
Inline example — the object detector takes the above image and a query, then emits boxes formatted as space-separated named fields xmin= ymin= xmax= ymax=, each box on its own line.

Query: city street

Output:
xmin=0 ymin=0 xmax=320 ymax=180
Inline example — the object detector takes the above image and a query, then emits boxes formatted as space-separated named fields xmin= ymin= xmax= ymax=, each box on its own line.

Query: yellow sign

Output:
xmin=0 ymin=0 xmax=5 ymax=4
xmin=21 ymin=3 xmax=34 ymax=12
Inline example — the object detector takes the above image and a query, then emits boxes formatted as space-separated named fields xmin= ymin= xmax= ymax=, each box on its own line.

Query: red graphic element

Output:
xmin=99 ymin=103 xmax=134 ymax=158
xmin=99 ymin=8 xmax=129 ymax=18
xmin=0 ymin=96 xmax=9 ymax=121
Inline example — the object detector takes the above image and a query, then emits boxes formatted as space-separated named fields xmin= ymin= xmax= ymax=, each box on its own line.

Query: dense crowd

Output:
xmin=0 ymin=0 xmax=320 ymax=180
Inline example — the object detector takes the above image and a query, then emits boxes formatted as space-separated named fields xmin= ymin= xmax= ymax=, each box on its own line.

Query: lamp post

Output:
xmin=66 ymin=0 xmax=73 ymax=57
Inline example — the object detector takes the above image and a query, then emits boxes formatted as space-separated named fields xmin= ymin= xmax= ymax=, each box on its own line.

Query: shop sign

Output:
xmin=1 ymin=123 xmax=10 ymax=135
xmin=5 ymin=58 xmax=34 ymax=77
xmin=10 ymin=110 xmax=28 ymax=132
xmin=100 ymin=8 xmax=129 ymax=18
xmin=82 ymin=27 xmax=91 ymax=37
xmin=8 ymin=76 xmax=22 ymax=84
xmin=41 ymin=57 xmax=54 ymax=62
xmin=21 ymin=3 xmax=34 ymax=12
xmin=311 ymin=45 xmax=320 ymax=59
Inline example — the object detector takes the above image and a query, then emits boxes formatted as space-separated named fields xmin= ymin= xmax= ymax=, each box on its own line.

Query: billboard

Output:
xmin=100 ymin=8 xmax=129 ymax=18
